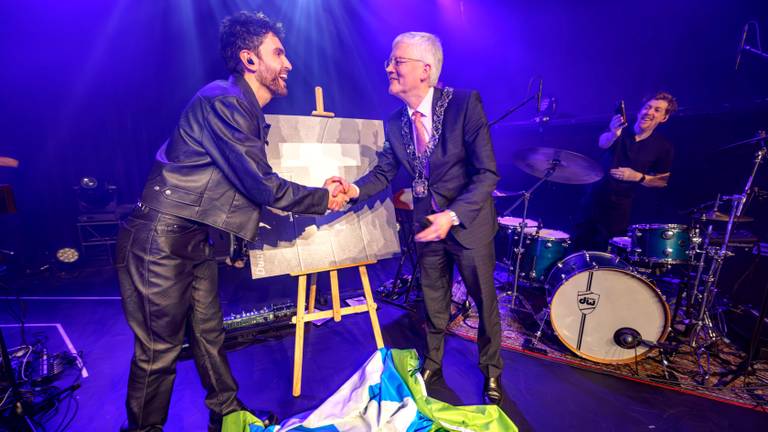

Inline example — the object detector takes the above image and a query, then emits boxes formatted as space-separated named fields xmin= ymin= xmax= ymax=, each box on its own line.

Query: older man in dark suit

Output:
xmin=335 ymin=31 xmax=503 ymax=404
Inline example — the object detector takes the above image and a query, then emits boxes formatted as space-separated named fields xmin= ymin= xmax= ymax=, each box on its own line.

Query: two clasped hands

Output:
xmin=321 ymin=176 xmax=454 ymax=243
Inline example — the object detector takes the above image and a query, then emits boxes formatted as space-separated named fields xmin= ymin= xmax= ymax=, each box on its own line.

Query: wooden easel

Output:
xmin=290 ymin=259 xmax=384 ymax=397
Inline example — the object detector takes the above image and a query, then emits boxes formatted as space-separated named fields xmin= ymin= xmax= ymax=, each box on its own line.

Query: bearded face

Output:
xmin=254 ymin=33 xmax=291 ymax=98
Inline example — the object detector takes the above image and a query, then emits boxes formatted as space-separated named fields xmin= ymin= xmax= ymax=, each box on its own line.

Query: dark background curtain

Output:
xmin=0 ymin=0 xmax=766 ymax=264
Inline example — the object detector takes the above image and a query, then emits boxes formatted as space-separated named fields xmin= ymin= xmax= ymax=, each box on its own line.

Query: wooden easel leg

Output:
xmin=359 ymin=265 xmax=384 ymax=348
xmin=330 ymin=269 xmax=341 ymax=322
xmin=308 ymin=273 xmax=318 ymax=313
xmin=293 ymin=274 xmax=308 ymax=397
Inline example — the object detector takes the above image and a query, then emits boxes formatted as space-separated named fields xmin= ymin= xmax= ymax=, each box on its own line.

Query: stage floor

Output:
xmin=1 ymin=261 xmax=767 ymax=431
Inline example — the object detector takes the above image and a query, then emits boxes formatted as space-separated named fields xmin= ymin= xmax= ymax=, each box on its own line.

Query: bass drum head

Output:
xmin=549 ymin=267 xmax=670 ymax=364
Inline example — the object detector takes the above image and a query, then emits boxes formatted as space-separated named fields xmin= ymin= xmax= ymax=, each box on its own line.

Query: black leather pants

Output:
xmin=116 ymin=205 xmax=242 ymax=431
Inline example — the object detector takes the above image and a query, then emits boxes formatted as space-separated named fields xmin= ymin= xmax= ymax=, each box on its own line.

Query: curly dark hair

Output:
xmin=219 ymin=11 xmax=285 ymax=74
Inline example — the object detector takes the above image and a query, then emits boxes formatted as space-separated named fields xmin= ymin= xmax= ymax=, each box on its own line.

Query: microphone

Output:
xmin=535 ymin=97 xmax=555 ymax=124
xmin=613 ymin=327 xmax=642 ymax=349
xmin=536 ymin=78 xmax=543 ymax=114
xmin=735 ymin=23 xmax=749 ymax=71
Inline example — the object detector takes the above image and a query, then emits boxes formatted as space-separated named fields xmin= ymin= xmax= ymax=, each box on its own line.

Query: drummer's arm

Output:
xmin=598 ymin=115 xmax=626 ymax=149
xmin=610 ymin=167 xmax=669 ymax=187
xmin=641 ymin=172 xmax=670 ymax=188
xmin=598 ymin=131 xmax=619 ymax=149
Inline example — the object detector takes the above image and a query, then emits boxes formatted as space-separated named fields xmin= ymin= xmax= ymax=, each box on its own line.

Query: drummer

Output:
xmin=573 ymin=92 xmax=677 ymax=251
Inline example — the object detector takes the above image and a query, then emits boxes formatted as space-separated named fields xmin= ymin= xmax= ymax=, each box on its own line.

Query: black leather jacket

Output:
xmin=140 ymin=75 xmax=329 ymax=242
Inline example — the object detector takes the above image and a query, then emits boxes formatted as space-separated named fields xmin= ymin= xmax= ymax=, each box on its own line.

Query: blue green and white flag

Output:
xmin=223 ymin=348 xmax=517 ymax=432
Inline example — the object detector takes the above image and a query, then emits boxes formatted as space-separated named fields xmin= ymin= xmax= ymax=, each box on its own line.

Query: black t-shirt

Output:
xmin=597 ymin=127 xmax=674 ymax=199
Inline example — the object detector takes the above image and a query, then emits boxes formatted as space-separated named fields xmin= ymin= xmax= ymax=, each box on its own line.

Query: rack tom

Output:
xmin=628 ymin=224 xmax=691 ymax=264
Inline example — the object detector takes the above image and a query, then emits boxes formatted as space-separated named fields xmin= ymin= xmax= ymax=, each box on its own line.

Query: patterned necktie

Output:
xmin=411 ymin=110 xmax=429 ymax=155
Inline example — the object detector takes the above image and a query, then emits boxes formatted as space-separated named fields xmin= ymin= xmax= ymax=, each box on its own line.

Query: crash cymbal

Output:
xmin=512 ymin=147 xmax=603 ymax=184
xmin=695 ymin=211 xmax=754 ymax=222
xmin=720 ymin=132 xmax=767 ymax=150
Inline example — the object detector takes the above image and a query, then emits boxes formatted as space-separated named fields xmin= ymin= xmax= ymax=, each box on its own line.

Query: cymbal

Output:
xmin=512 ymin=147 xmax=603 ymax=184
xmin=695 ymin=211 xmax=754 ymax=222
xmin=720 ymin=132 xmax=767 ymax=150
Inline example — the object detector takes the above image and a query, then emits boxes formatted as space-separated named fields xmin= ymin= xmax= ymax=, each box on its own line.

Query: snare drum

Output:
xmin=628 ymin=224 xmax=691 ymax=264
xmin=545 ymin=251 xmax=670 ymax=364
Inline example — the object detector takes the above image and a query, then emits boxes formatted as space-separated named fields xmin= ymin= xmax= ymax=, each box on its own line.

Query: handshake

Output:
xmin=322 ymin=176 xmax=359 ymax=211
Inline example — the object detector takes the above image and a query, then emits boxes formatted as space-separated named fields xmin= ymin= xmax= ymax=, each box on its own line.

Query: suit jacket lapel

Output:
xmin=428 ymin=87 xmax=450 ymax=181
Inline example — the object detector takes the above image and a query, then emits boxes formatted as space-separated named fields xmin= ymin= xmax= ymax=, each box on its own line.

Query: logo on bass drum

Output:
xmin=577 ymin=291 xmax=600 ymax=314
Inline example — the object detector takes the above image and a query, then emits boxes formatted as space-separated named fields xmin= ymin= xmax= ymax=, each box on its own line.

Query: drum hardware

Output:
xmin=613 ymin=327 xmax=678 ymax=379
xmin=687 ymin=132 xmax=766 ymax=377
xmin=501 ymin=147 xmax=603 ymax=313
xmin=712 ymin=132 xmax=768 ymax=385
xmin=500 ymin=169 xmax=552 ymax=313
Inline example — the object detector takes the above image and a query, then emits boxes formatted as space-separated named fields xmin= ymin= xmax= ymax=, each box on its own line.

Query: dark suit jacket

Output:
xmin=356 ymin=87 xmax=499 ymax=249
xmin=140 ymin=75 xmax=329 ymax=242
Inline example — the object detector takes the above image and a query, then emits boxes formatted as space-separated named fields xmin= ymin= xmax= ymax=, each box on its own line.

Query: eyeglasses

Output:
xmin=384 ymin=57 xmax=425 ymax=69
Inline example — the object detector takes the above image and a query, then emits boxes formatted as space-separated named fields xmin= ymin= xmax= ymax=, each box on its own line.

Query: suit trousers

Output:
xmin=416 ymin=234 xmax=503 ymax=378
xmin=116 ymin=205 xmax=242 ymax=431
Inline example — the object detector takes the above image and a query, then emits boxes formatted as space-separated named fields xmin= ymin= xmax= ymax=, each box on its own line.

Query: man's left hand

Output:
xmin=610 ymin=167 xmax=642 ymax=182
xmin=414 ymin=210 xmax=454 ymax=242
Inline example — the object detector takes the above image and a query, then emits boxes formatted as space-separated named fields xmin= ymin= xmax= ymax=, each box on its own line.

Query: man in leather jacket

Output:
xmin=117 ymin=12 xmax=347 ymax=432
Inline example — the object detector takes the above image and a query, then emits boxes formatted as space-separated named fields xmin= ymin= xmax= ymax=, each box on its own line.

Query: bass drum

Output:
xmin=544 ymin=251 xmax=671 ymax=364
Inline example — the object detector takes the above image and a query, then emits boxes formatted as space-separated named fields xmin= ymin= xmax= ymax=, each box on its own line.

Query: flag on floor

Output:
xmin=222 ymin=347 xmax=517 ymax=432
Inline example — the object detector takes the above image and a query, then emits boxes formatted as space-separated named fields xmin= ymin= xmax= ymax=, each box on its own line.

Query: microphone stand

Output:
xmin=488 ymin=94 xmax=537 ymax=128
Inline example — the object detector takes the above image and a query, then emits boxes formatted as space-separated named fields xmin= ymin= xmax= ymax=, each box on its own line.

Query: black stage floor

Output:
xmin=1 ymin=261 xmax=767 ymax=431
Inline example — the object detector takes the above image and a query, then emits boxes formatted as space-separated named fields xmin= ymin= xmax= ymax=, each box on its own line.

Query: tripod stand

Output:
xmin=377 ymin=206 xmax=421 ymax=310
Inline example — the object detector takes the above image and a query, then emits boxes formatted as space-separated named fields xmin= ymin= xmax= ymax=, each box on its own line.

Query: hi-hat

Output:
xmin=512 ymin=147 xmax=603 ymax=184
xmin=695 ymin=210 xmax=754 ymax=223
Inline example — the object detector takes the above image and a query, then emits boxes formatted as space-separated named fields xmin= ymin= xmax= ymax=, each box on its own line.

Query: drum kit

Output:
xmin=496 ymin=133 xmax=767 ymax=375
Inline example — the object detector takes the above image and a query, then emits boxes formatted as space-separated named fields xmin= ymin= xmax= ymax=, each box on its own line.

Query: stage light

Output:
xmin=80 ymin=177 xmax=98 ymax=189
xmin=55 ymin=248 xmax=80 ymax=264
xmin=75 ymin=176 xmax=116 ymax=214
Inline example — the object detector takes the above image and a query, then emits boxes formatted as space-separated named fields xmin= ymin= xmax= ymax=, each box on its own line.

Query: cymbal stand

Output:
xmin=501 ymin=160 xmax=559 ymax=312
xmin=689 ymin=135 xmax=766 ymax=379
xmin=720 ymin=134 xmax=768 ymax=385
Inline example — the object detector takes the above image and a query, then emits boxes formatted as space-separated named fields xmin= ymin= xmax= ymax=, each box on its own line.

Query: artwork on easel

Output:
xmin=248 ymin=114 xmax=400 ymax=279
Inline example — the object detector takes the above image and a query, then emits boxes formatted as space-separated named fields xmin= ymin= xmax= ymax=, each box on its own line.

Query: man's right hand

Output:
xmin=323 ymin=176 xmax=352 ymax=211
xmin=609 ymin=114 xmax=627 ymax=136
xmin=327 ymin=176 xmax=359 ymax=200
